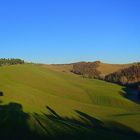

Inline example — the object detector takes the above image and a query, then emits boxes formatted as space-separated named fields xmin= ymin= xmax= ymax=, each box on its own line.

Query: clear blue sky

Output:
xmin=0 ymin=0 xmax=140 ymax=64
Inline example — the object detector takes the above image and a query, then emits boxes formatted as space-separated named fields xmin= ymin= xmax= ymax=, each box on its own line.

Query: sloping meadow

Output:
xmin=0 ymin=64 xmax=140 ymax=140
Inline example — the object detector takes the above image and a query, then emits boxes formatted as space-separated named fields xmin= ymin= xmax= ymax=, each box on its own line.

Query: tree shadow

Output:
xmin=33 ymin=106 xmax=140 ymax=140
xmin=0 ymin=101 xmax=140 ymax=140
xmin=0 ymin=102 xmax=47 ymax=140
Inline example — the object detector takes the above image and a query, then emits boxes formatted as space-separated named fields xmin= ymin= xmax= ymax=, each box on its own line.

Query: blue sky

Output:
xmin=0 ymin=0 xmax=140 ymax=64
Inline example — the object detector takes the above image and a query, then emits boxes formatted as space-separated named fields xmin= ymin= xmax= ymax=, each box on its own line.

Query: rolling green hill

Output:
xmin=0 ymin=64 xmax=140 ymax=140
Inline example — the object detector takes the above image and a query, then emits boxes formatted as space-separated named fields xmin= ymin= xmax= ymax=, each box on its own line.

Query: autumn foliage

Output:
xmin=72 ymin=61 xmax=101 ymax=78
xmin=105 ymin=65 xmax=140 ymax=85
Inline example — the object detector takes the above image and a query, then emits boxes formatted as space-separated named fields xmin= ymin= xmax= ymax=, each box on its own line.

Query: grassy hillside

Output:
xmin=97 ymin=62 xmax=131 ymax=75
xmin=44 ymin=64 xmax=73 ymax=74
xmin=48 ymin=62 xmax=131 ymax=75
xmin=0 ymin=64 xmax=140 ymax=140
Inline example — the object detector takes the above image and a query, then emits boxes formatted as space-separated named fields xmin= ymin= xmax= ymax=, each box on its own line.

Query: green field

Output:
xmin=0 ymin=64 xmax=140 ymax=140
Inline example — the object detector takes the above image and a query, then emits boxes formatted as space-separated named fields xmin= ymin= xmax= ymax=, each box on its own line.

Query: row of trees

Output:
xmin=105 ymin=65 xmax=140 ymax=85
xmin=0 ymin=58 xmax=24 ymax=66
xmin=72 ymin=61 xmax=101 ymax=78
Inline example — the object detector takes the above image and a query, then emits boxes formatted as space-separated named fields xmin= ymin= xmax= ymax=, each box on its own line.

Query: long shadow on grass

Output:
xmin=0 ymin=102 xmax=46 ymax=140
xmin=0 ymin=102 xmax=140 ymax=140
xmin=33 ymin=106 xmax=140 ymax=140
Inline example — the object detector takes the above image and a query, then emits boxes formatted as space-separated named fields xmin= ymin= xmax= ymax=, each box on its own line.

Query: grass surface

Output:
xmin=0 ymin=64 xmax=140 ymax=139
xmin=97 ymin=62 xmax=131 ymax=75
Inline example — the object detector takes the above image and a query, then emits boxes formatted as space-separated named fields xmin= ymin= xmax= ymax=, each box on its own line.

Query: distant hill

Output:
xmin=71 ymin=61 xmax=132 ymax=76
xmin=43 ymin=63 xmax=73 ymax=74
xmin=46 ymin=61 xmax=140 ymax=87
xmin=97 ymin=62 xmax=131 ymax=75
xmin=46 ymin=61 xmax=132 ymax=75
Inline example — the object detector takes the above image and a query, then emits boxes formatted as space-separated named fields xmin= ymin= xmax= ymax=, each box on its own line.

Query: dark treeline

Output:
xmin=0 ymin=58 xmax=24 ymax=66
xmin=105 ymin=65 xmax=140 ymax=86
xmin=72 ymin=61 xmax=101 ymax=79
